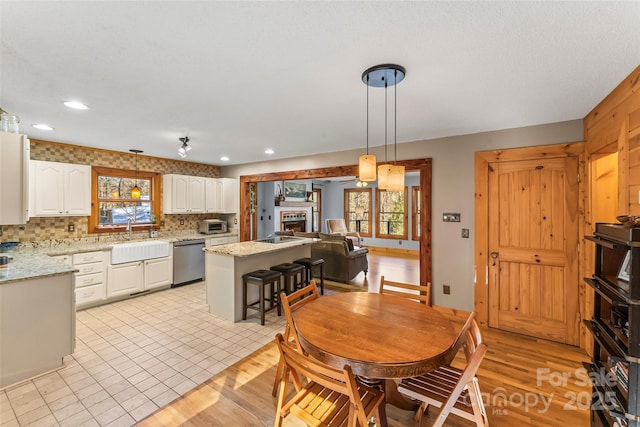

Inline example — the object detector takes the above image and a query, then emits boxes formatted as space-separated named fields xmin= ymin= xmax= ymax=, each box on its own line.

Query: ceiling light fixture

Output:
xmin=63 ymin=101 xmax=89 ymax=110
xmin=129 ymin=149 xmax=143 ymax=199
xmin=265 ymin=148 xmax=275 ymax=155
xmin=361 ymin=64 xmax=406 ymax=191
xmin=220 ymin=156 xmax=229 ymax=162
xmin=178 ymin=136 xmax=191 ymax=158
xmin=32 ymin=124 xmax=54 ymax=130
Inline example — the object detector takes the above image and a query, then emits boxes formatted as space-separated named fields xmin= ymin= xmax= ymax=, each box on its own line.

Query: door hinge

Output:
xmin=577 ymin=173 xmax=581 ymax=183
xmin=577 ymin=242 xmax=580 ymax=253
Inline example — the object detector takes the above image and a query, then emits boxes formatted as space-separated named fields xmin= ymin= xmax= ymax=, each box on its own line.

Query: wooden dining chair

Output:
xmin=271 ymin=280 xmax=321 ymax=397
xmin=273 ymin=333 xmax=385 ymax=427
xmin=396 ymin=312 xmax=489 ymax=427
xmin=379 ymin=275 xmax=432 ymax=306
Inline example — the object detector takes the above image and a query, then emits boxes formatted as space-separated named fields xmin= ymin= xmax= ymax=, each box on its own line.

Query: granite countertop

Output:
xmin=0 ymin=231 xmax=239 ymax=283
xmin=12 ymin=232 xmax=238 ymax=257
xmin=0 ymin=253 xmax=77 ymax=284
xmin=205 ymin=237 xmax=316 ymax=257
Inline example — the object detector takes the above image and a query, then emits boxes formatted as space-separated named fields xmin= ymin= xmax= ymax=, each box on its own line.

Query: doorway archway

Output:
xmin=238 ymin=158 xmax=432 ymax=286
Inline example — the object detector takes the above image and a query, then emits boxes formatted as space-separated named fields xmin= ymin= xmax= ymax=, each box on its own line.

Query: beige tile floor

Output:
xmin=0 ymin=282 xmax=290 ymax=427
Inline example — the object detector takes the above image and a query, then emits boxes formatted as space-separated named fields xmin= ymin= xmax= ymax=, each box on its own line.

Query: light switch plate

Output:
xmin=443 ymin=213 xmax=461 ymax=222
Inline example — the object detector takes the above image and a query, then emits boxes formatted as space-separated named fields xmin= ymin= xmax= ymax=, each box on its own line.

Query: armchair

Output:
xmin=325 ymin=218 xmax=362 ymax=247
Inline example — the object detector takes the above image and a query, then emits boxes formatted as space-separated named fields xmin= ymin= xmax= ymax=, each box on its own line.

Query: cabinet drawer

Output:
xmin=74 ymin=261 xmax=103 ymax=276
xmin=75 ymin=283 xmax=105 ymax=305
xmin=73 ymin=251 xmax=104 ymax=265
xmin=74 ymin=272 xmax=103 ymax=288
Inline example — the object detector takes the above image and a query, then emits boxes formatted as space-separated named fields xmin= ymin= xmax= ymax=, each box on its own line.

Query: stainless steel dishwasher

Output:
xmin=172 ymin=239 xmax=205 ymax=287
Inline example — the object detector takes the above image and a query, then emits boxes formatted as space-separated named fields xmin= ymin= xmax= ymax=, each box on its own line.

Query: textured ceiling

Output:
xmin=1 ymin=1 xmax=639 ymax=166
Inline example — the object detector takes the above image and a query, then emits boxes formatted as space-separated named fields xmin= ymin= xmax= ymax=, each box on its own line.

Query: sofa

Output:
xmin=294 ymin=232 xmax=368 ymax=283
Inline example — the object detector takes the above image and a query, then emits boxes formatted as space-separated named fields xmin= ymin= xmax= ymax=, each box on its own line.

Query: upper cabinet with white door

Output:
xmin=0 ymin=132 xmax=30 ymax=224
xmin=30 ymin=160 xmax=91 ymax=217
xmin=163 ymin=174 xmax=205 ymax=214
xmin=205 ymin=177 xmax=237 ymax=213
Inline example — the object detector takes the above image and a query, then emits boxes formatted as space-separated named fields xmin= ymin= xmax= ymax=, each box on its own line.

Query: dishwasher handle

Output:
xmin=174 ymin=239 xmax=205 ymax=247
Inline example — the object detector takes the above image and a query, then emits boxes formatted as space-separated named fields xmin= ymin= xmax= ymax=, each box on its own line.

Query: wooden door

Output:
xmin=488 ymin=156 xmax=579 ymax=345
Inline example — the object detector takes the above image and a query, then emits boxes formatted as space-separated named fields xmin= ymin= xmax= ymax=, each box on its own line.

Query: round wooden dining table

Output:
xmin=294 ymin=292 xmax=457 ymax=426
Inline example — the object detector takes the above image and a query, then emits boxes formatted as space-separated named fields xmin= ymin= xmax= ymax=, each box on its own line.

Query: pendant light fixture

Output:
xmin=358 ymin=73 xmax=376 ymax=182
xmin=130 ymin=149 xmax=143 ymax=199
xmin=360 ymin=64 xmax=406 ymax=191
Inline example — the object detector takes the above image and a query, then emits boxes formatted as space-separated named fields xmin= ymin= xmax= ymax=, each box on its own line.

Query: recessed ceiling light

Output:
xmin=220 ymin=156 xmax=229 ymax=162
xmin=265 ymin=149 xmax=275 ymax=155
xmin=32 ymin=124 xmax=54 ymax=131
xmin=63 ymin=101 xmax=89 ymax=110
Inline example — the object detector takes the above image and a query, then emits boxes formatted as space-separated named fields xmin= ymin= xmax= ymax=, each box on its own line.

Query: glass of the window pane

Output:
xmin=97 ymin=176 xmax=150 ymax=199
xmin=99 ymin=202 xmax=151 ymax=225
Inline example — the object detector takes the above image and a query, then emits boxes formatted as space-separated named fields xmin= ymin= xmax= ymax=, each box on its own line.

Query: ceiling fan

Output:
xmin=332 ymin=176 xmax=370 ymax=187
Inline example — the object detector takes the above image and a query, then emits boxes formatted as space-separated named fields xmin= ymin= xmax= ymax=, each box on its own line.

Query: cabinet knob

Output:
xmin=490 ymin=252 xmax=499 ymax=259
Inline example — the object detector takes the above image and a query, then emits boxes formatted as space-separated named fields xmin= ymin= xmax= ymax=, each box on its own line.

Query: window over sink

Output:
xmin=90 ymin=167 xmax=161 ymax=233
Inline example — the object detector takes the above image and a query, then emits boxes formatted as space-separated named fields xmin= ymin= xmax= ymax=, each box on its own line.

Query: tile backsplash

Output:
xmin=0 ymin=139 xmax=226 ymax=242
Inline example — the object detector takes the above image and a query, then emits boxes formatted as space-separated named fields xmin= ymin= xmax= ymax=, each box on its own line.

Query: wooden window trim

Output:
xmin=90 ymin=166 xmax=161 ymax=234
xmin=375 ymin=186 xmax=408 ymax=240
xmin=344 ymin=188 xmax=372 ymax=237
xmin=411 ymin=186 xmax=420 ymax=241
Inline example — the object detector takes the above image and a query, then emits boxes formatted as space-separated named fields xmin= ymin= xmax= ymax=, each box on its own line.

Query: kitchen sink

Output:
xmin=111 ymin=240 xmax=170 ymax=265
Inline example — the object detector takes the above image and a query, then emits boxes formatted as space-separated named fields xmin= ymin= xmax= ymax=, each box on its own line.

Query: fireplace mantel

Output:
xmin=275 ymin=201 xmax=314 ymax=207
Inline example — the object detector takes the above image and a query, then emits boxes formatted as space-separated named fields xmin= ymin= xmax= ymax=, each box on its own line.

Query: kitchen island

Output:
xmin=0 ymin=253 xmax=76 ymax=388
xmin=204 ymin=236 xmax=315 ymax=322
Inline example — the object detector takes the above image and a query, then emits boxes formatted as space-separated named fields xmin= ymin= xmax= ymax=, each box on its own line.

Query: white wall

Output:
xmin=222 ymin=120 xmax=584 ymax=310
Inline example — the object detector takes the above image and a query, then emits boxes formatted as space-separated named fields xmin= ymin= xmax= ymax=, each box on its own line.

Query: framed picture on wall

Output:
xmin=617 ymin=250 xmax=631 ymax=282
xmin=284 ymin=181 xmax=307 ymax=199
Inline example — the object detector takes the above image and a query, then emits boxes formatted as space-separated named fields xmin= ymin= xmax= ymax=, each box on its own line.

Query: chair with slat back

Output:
xmin=379 ymin=275 xmax=432 ymax=306
xmin=271 ymin=280 xmax=321 ymax=397
xmin=396 ymin=311 xmax=489 ymax=427
xmin=273 ymin=333 xmax=385 ymax=427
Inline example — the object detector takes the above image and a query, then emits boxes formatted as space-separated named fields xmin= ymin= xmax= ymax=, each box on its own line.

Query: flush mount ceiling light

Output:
xmin=32 ymin=124 xmax=54 ymax=130
xmin=178 ymin=136 xmax=191 ymax=158
xmin=265 ymin=148 xmax=275 ymax=155
xmin=63 ymin=101 xmax=89 ymax=110
xmin=129 ymin=149 xmax=143 ymax=198
xmin=220 ymin=156 xmax=230 ymax=162
xmin=360 ymin=64 xmax=406 ymax=191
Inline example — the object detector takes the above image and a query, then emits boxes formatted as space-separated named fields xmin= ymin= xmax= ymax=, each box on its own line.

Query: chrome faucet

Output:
xmin=126 ymin=218 xmax=134 ymax=240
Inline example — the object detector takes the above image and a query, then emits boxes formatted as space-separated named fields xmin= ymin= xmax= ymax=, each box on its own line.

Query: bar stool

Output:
xmin=270 ymin=262 xmax=305 ymax=294
xmin=294 ymin=257 xmax=325 ymax=295
xmin=242 ymin=269 xmax=282 ymax=325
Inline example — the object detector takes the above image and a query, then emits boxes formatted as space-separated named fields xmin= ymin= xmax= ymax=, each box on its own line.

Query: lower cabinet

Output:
xmin=107 ymin=255 xmax=173 ymax=298
xmin=144 ymin=256 xmax=173 ymax=290
xmin=52 ymin=251 xmax=108 ymax=308
xmin=107 ymin=261 xmax=144 ymax=298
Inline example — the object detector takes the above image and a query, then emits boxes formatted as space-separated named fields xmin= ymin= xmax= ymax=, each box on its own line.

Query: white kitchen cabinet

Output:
xmin=163 ymin=174 xmax=205 ymax=214
xmin=72 ymin=251 xmax=107 ymax=307
xmin=0 ymin=132 xmax=30 ymax=225
xmin=205 ymin=236 xmax=230 ymax=247
xmin=107 ymin=261 xmax=144 ymax=298
xmin=143 ymin=256 xmax=173 ymax=290
xmin=30 ymin=160 xmax=91 ymax=217
xmin=205 ymin=178 xmax=219 ymax=213
xmin=205 ymin=177 xmax=237 ymax=213
xmin=107 ymin=255 xmax=172 ymax=297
